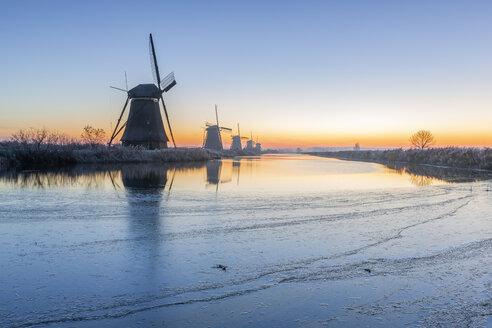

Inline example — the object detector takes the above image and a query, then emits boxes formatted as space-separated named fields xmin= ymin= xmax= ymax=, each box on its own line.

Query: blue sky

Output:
xmin=1 ymin=0 xmax=491 ymax=147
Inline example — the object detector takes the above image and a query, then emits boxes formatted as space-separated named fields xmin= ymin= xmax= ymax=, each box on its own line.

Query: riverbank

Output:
xmin=308 ymin=147 xmax=492 ymax=172
xmin=0 ymin=142 xmax=221 ymax=168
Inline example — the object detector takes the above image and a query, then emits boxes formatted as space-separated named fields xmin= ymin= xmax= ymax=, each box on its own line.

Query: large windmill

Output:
xmin=108 ymin=34 xmax=176 ymax=149
xmin=230 ymin=123 xmax=248 ymax=150
xmin=203 ymin=105 xmax=231 ymax=151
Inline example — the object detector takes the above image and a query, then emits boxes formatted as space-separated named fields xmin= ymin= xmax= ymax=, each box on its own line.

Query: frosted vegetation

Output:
xmin=0 ymin=128 xmax=215 ymax=167
xmin=2 ymin=128 xmax=491 ymax=170
xmin=312 ymin=148 xmax=492 ymax=171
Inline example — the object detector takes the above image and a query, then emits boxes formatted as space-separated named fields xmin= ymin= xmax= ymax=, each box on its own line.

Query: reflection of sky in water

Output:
xmin=0 ymin=155 xmax=491 ymax=327
xmin=3 ymin=154 xmax=489 ymax=193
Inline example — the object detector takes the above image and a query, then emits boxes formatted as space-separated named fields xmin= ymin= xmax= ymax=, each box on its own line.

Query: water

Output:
xmin=0 ymin=155 xmax=491 ymax=327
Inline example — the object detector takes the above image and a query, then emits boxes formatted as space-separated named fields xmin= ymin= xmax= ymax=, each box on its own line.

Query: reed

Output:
xmin=0 ymin=141 xmax=217 ymax=168
xmin=310 ymin=147 xmax=492 ymax=171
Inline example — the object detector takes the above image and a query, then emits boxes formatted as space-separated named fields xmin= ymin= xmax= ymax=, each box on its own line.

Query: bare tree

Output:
xmin=410 ymin=130 xmax=435 ymax=150
xmin=81 ymin=125 xmax=106 ymax=146
xmin=12 ymin=127 xmax=48 ymax=150
xmin=46 ymin=131 xmax=72 ymax=145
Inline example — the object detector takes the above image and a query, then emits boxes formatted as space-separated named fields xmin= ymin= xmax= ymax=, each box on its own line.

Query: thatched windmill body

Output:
xmin=108 ymin=34 xmax=176 ymax=149
xmin=203 ymin=105 xmax=231 ymax=151
xmin=245 ymin=132 xmax=255 ymax=151
xmin=230 ymin=123 xmax=247 ymax=150
xmin=254 ymin=137 xmax=262 ymax=153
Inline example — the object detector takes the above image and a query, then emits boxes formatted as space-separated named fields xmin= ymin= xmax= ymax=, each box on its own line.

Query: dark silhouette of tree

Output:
xmin=11 ymin=128 xmax=71 ymax=149
xmin=81 ymin=125 xmax=106 ymax=145
xmin=410 ymin=130 xmax=435 ymax=150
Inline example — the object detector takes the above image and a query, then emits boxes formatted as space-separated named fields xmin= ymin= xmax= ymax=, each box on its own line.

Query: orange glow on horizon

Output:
xmin=1 ymin=124 xmax=491 ymax=149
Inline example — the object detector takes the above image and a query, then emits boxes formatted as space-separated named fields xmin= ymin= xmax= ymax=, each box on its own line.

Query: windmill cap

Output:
xmin=128 ymin=84 xmax=161 ymax=98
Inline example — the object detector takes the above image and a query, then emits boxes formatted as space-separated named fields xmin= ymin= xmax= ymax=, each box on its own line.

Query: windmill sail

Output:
xmin=149 ymin=33 xmax=176 ymax=148
xmin=149 ymin=37 xmax=159 ymax=85
xmin=160 ymin=72 xmax=176 ymax=92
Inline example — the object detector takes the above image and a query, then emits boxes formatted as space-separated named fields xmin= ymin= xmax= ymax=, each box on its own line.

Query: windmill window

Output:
xmin=146 ymin=121 xmax=150 ymax=125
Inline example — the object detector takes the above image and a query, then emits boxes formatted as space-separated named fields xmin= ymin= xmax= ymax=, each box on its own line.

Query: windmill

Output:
xmin=203 ymin=105 xmax=232 ymax=151
xmin=108 ymin=33 xmax=177 ymax=149
xmin=254 ymin=136 xmax=262 ymax=153
xmin=230 ymin=123 xmax=248 ymax=150
xmin=245 ymin=131 xmax=255 ymax=151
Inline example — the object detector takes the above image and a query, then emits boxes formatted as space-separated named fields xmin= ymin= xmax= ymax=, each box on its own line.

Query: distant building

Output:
xmin=245 ymin=139 xmax=254 ymax=151
xmin=231 ymin=135 xmax=242 ymax=150
xmin=202 ymin=105 xmax=232 ymax=151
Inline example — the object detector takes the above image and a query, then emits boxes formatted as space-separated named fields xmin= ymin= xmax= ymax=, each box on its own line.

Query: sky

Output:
xmin=1 ymin=0 xmax=491 ymax=149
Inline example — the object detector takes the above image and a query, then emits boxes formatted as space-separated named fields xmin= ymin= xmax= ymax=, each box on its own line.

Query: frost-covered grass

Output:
xmin=0 ymin=141 xmax=216 ymax=168
xmin=73 ymin=145 xmax=216 ymax=164
xmin=309 ymin=147 xmax=492 ymax=171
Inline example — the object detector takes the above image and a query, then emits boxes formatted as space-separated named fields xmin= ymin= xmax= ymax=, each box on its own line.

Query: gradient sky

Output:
xmin=1 ymin=0 xmax=491 ymax=148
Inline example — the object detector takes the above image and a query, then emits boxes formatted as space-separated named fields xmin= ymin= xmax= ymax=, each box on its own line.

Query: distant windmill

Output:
xmin=108 ymin=33 xmax=177 ymax=149
xmin=254 ymin=136 xmax=262 ymax=153
xmin=230 ymin=123 xmax=248 ymax=150
xmin=245 ymin=131 xmax=255 ymax=151
xmin=203 ymin=105 xmax=232 ymax=151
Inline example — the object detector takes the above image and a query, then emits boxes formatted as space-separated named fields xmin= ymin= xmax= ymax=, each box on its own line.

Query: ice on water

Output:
xmin=0 ymin=155 xmax=490 ymax=327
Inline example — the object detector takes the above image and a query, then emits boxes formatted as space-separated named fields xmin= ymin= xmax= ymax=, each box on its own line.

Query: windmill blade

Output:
xmin=160 ymin=96 xmax=177 ymax=149
xmin=166 ymin=168 xmax=176 ymax=200
xmin=214 ymin=105 xmax=223 ymax=148
xmin=215 ymin=105 xmax=219 ymax=126
xmin=108 ymin=96 xmax=130 ymax=146
xmin=160 ymin=72 xmax=177 ymax=92
xmin=220 ymin=127 xmax=232 ymax=131
xmin=110 ymin=86 xmax=128 ymax=93
xmin=149 ymin=33 xmax=162 ymax=86
xmin=150 ymin=34 xmax=176 ymax=149
xmin=205 ymin=122 xmax=215 ymax=127
xmin=114 ymin=121 xmax=127 ymax=141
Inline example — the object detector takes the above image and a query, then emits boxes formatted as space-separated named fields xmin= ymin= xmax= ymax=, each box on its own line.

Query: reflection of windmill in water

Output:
xmin=230 ymin=123 xmax=248 ymax=150
xmin=121 ymin=165 xmax=169 ymax=189
xmin=121 ymin=164 xmax=172 ymax=279
xmin=233 ymin=159 xmax=241 ymax=185
xmin=121 ymin=164 xmax=177 ymax=199
xmin=108 ymin=33 xmax=177 ymax=149
xmin=205 ymin=160 xmax=232 ymax=192
xmin=203 ymin=105 xmax=232 ymax=151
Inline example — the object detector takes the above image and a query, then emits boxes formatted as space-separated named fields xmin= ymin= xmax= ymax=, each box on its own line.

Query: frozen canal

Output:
xmin=0 ymin=155 xmax=491 ymax=327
